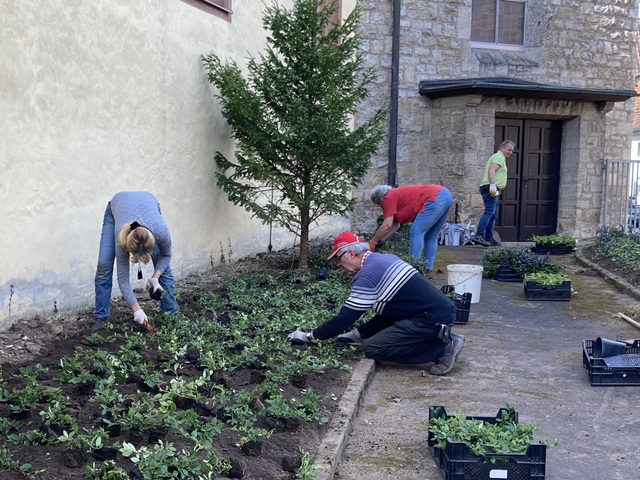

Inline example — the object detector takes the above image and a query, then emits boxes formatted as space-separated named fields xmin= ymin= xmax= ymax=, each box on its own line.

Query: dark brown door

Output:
xmin=494 ymin=119 xmax=562 ymax=241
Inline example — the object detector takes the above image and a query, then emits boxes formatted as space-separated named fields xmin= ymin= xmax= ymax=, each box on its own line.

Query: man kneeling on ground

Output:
xmin=287 ymin=232 xmax=464 ymax=375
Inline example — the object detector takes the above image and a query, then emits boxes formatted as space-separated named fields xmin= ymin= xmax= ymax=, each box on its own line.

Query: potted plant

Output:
xmin=523 ymin=272 xmax=572 ymax=301
xmin=530 ymin=233 xmax=576 ymax=255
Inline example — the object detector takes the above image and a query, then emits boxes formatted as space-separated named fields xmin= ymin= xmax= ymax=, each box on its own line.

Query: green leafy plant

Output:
xmin=428 ymin=405 xmax=554 ymax=462
xmin=531 ymin=233 xmax=576 ymax=248
xmin=84 ymin=460 xmax=129 ymax=479
xmin=524 ymin=272 xmax=569 ymax=287
xmin=592 ymin=227 xmax=640 ymax=279
xmin=480 ymin=246 xmax=563 ymax=279
xmin=120 ymin=440 xmax=200 ymax=478
xmin=39 ymin=401 xmax=77 ymax=429
xmin=294 ymin=449 xmax=318 ymax=480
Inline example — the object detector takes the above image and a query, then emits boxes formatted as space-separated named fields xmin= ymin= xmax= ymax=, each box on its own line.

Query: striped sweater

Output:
xmin=312 ymin=253 xmax=455 ymax=340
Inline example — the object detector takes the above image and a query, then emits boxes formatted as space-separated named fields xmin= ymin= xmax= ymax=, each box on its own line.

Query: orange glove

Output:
xmin=368 ymin=241 xmax=377 ymax=251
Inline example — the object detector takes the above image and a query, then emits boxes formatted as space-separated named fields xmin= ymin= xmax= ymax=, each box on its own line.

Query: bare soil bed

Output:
xmin=0 ymin=248 xmax=361 ymax=480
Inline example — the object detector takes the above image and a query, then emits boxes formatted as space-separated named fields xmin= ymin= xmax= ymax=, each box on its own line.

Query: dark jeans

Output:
xmin=476 ymin=186 xmax=499 ymax=241
xmin=362 ymin=317 xmax=448 ymax=364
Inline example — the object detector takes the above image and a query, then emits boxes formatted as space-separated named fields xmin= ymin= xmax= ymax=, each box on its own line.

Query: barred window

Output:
xmin=471 ymin=0 xmax=525 ymax=47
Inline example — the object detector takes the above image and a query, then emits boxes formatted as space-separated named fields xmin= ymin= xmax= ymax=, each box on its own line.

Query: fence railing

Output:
xmin=603 ymin=158 xmax=640 ymax=233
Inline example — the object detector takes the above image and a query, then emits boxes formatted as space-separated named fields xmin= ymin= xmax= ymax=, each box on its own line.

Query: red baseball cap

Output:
xmin=328 ymin=232 xmax=365 ymax=259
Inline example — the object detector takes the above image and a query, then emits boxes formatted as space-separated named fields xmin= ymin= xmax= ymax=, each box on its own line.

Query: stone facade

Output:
xmin=351 ymin=0 xmax=637 ymax=241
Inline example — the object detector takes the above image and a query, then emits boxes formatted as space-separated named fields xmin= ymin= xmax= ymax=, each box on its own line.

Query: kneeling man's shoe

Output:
xmin=430 ymin=334 xmax=464 ymax=376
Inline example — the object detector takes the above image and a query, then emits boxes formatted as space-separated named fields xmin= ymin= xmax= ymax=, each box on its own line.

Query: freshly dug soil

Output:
xmin=0 ymin=248 xmax=360 ymax=480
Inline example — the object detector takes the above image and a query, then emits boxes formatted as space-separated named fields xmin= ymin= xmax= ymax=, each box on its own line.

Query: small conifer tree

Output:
xmin=202 ymin=0 xmax=386 ymax=268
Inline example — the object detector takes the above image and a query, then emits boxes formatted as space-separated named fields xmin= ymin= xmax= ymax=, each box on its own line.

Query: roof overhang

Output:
xmin=418 ymin=77 xmax=637 ymax=104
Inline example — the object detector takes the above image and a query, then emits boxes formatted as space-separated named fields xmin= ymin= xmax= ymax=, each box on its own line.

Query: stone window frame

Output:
xmin=470 ymin=0 xmax=526 ymax=51
xmin=180 ymin=0 xmax=232 ymax=21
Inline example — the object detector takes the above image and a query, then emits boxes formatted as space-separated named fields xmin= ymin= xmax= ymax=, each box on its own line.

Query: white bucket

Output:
xmin=446 ymin=264 xmax=483 ymax=303
xmin=451 ymin=230 xmax=461 ymax=246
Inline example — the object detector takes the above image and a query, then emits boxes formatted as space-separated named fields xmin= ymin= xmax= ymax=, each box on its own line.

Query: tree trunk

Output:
xmin=299 ymin=208 xmax=311 ymax=269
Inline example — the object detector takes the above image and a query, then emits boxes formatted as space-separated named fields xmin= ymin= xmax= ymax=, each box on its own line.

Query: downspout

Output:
xmin=388 ymin=0 xmax=401 ymax=186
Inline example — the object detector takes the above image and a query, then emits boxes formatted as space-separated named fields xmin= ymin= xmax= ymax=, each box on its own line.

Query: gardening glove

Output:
xmin=148 ymin=278 xmax=164 ymax=301
xmin=336 ymin=330 xmax=360 ymax=344
xmin=368 ymin=241 xmax=377 ymax=252
xmin=489 ymin=183 xmax=498 ymax=197
xmin=287 ymin=330 xmax=310 ymax=345
xmin=133 ymin=309 xmax=148 ymax=325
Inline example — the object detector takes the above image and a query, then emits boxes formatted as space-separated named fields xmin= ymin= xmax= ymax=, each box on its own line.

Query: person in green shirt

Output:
xmin=473 ymin=140 xmax=515 ymax=246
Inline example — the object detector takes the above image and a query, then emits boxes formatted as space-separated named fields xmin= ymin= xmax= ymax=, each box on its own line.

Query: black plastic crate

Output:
xmin=428 ymin=406 xmax=547 ymax=480
xmin=582 ymin=339 xmax=640 ymax=386
xmin=532 ymin=245 xmax=575 ymax=256
xmin=524 ymin=280 xmax=571 ymax=301
xmin=496 ymin=265 xmax=524 ymax=282
xmin=441 ymin=286 xmax=472 ymax=324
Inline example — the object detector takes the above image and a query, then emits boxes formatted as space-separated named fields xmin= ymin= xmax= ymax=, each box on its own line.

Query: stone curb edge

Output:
xmin=313 ymin=358 xmax=376 ymax=480
xmin=574 ymin=249 xmax=640 ymax=303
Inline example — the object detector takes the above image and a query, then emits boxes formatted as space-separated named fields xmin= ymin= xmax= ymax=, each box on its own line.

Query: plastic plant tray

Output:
xmin=441 ymin=286 xmax=472 ymax=324
xmin=524 ymin=280 xmax=571 ymax=301
xmin=495 ymin=266 xmax=524 ymax=282
xmin=582 ymin=339 xmax=640 ymax=386
xmin=428 ymin=406 xmax=547 ymax=480
xmin=532 ymin=245 xmax=575 ymax=255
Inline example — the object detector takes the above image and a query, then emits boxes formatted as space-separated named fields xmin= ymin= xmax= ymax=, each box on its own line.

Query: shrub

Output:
xmin=592 ymin=227 xmax=640 ymax=272
xmin=480 ymin=246 xmax=563 ymax=279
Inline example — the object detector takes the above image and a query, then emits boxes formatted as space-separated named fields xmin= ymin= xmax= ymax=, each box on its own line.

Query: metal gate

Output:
xmin=603 ymin=159 xmax=640 ymax=232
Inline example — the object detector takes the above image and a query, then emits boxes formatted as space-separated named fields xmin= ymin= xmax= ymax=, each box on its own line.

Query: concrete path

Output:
xmin=316 ymin=245 xmax=640 ymax=480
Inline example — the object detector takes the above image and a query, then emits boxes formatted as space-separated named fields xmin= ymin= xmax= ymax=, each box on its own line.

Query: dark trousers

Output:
xmin=362 ymin=317 xmax=448 ymax=364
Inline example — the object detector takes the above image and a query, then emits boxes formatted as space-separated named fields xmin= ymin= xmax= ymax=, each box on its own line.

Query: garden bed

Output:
xmin=0 ymin=247 xmax=362 ymax=480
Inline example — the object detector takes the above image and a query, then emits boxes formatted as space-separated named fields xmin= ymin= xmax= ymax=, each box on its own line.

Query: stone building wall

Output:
xmin=352 ymin=0 xmax=637 ymax=239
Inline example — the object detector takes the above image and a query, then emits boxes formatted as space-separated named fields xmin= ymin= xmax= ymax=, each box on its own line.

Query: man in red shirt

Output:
xmin=368 ymin=184 xmax=453 ymax=273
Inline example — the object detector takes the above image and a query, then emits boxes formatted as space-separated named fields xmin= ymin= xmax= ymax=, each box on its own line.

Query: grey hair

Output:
xmin=370 ymin=185 xmax=393 ymax=205
xmin=500 ymin=140 xmax=516 ymax=149
xmin=339 ymin=242 xmax=370 ymax=256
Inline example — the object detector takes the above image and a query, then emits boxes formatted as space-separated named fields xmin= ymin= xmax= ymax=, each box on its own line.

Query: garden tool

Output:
xmin=142 ymin=319 xmax=156 ymax=335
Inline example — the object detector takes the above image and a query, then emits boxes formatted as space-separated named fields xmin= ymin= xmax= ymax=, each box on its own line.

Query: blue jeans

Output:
xmin=409 ymin=188 xmax=453 ymax=270
xmin=363 ymin=317 xmax=447 ymax=364
xmin=93 ymin=202 xmax=179 ymax=320
xmin=477 ymin=187 xmax=499 ymax=241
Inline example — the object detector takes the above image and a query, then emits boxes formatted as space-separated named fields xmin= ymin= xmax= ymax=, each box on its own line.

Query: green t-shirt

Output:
xmin=481 ymin=151 xmax=507 ymax=190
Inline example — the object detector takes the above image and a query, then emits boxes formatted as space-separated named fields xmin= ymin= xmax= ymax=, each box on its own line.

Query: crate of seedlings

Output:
xmin=441 ymin=286 xmax=472 ymax=324
xmin=523 ymin=273 xmax=571 ymax=302
xmin=582 ymin=339 xmax=640 ymax=386
xmin=428 ymin=405 xmax=548 ymax=480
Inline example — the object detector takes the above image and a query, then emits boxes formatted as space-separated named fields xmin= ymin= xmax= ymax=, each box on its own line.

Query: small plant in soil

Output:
xmin=85 ymin=459 xmax=129 ymax=480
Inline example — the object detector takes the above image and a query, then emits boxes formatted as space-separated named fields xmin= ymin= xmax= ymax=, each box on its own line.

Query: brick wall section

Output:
xmin=351 ymin=0 xmax=637 ymax=240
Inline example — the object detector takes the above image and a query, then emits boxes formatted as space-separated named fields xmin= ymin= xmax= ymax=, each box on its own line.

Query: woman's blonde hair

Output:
xmin=118 ymin=222 xmax=155 ymax=264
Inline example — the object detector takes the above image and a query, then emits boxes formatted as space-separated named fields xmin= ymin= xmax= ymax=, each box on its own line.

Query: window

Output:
xmin=181 ymin=0 xmax=232 ymax=20
xmin=471 ymin=0 xmax=525 ymax=48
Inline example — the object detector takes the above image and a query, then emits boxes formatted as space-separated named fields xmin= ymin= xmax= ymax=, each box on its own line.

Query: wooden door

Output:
xmin=494 ymin=119 xmax=562 ymax=241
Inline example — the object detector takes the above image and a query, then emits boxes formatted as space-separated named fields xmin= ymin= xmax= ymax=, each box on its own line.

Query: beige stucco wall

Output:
xmin=0 ymin=0 xmax=351 ymax=330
